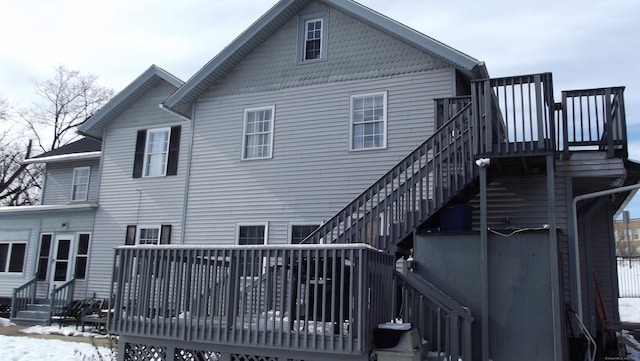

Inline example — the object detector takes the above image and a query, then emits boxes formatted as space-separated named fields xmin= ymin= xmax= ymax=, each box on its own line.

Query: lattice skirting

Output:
xmin=122 ymin=342 xmax=305 ymax=361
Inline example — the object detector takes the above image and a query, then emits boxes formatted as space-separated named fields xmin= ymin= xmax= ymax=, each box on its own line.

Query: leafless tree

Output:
xmin=0 ymin=97 xmax=41 ymax=205
xmin=0 ymin=66 xmax=113 ymax=205
xmin=16 ymin=65 xmax=113 ymax=152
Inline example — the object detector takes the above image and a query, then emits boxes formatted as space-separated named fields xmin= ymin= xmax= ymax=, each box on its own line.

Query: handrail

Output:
xmin=394 ymin=269 xmax=473 ymax=360
xmin=48 ymin=278 xmax=76 ymax=326
xmin=10 ymin=276 xmax=38 ymax=319
xmin=302 ymin=100 xmax=477 ymax=253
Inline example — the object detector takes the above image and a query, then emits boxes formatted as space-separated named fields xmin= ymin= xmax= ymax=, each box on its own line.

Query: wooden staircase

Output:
xmin=11 ymin=300 xmax=51 ymax=326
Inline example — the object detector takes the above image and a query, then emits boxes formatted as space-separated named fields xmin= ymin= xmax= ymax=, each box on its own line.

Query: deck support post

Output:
xmin=478 ymin=158 xmax=489 ymax=361
xmin=546 ymin=155 xmax=562 ymax=361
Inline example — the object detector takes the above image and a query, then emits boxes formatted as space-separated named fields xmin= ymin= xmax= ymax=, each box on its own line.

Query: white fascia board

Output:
xmin=0 ymin=203 xmax=98 ymax=214
xmin=23 ymin=151 xmax=101 ymax=164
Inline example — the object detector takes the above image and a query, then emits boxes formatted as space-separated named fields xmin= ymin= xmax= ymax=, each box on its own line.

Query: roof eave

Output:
xmin=164 ymin=0 xmax=485 ymax=110
xmin=0 ymin=203 xmax=99 ymax=214
xmin=23 ymin=151 xmax=102 ymax=164
xmin=324 ymin=0 xmax=481 ymax=73
xmin=78 ymin=65 xmax=184 ymax=139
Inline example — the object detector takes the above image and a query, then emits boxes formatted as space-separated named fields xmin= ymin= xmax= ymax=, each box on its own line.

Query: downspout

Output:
xmin=158 ymin=102 xmax=194 ymax=244
xmin=180 ymin=103 xmax=196 ymax=244
xmin=571 ymin=182 xmax=640 ymax=320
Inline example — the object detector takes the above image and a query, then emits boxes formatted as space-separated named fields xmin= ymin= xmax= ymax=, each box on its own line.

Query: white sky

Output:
xmin=1 ymin=0 xmax=640 ymax=213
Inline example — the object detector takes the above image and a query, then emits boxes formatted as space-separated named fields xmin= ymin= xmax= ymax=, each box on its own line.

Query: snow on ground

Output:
xmin=620 ymin=298 xmax=640 ymax=323
xmin=20 ymin=324 xmax=109 ymax=338
xmin=0 ymin=319 xmax=114 ymax=361
xmin=0 ymin=334 xmax=115 ymax=361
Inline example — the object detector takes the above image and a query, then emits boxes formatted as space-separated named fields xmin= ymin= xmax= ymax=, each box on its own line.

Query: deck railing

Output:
xmin=560 ymin=87 xmax=627 ymax=158
xmin=111 ymin=244 xmax=394 ymax=356
xmin=394 ymin=269 xmax=473 ymax=361
xmin=302 ymin=100 xmax=477 ymax=252
xmin=472 ymin=73 xmax=556 ymax=156
xmin=10 ymin=276 xmax=37 ymax=319
xmin=48 ymin=278 xmax=76 ymax=326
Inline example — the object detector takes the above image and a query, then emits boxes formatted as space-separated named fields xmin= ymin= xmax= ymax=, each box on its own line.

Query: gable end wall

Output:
xmin=206 ymin=1 xmax=449 ymax=98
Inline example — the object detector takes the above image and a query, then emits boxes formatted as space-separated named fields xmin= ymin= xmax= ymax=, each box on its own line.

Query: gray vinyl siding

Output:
xmin=0 ymin=209 xmax=95 ymax=298
xmin=86 ymin=80 xmax=189 ymax=297
xmin=185 ymin=69 xmax=454 ymax=245
xmin=469 ymin=176 xmax=569 ymax=231
xmin=41 ymin=159 xmax=101 ymax=205
xmin=206 ymin=1 xmax=449 ymax=98
xmin=0 ymin=220 xmax=38 ymax=297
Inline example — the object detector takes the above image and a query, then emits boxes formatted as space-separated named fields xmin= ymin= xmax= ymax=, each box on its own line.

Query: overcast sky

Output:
xmin=2 ymin=0 xmax=640 ymax=214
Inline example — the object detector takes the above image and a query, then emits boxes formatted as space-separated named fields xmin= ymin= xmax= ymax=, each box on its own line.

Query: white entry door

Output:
xmin=50 ymin=233 xmax=76 ymax=291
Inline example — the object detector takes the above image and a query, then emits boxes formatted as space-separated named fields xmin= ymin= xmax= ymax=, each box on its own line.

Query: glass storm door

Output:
xmin=50 ymin=234 xmax=75 ymax=291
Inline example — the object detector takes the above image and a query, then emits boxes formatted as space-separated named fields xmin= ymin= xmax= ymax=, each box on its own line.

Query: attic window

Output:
xmin=298 ymin=12 xmax=328 ymax=63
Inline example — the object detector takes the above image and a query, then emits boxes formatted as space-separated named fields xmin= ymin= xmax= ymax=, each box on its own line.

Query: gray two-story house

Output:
xmin=3 ymin=0 xmax=638 ymax=360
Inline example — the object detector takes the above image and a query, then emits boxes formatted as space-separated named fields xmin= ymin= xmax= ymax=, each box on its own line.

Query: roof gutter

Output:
xmin=23 ymin=151 xmax=101 ymax=164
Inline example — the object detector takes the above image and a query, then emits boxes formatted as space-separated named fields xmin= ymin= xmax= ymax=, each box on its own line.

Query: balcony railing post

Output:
xmin=618 ymin=88 xmax=628 ymax=158
xmin=604 ymin=88 xmax=615 ymax=158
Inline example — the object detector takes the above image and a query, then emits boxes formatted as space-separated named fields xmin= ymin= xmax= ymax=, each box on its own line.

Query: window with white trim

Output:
xmin=290 ymin=224 xmax=320 ymax=244
xmin=237 ymin=224 xmax=268 ymax=245
xmin=125 ymin=225 xmax=172 ymax=245
xmin=242 ymin=107 xmax=275 ymax=160
xmin=298 ymin=12 xmax=328 ymax=63
xmin=237 ymin=224 xmax=267 ymax=276
xmin=0 ymin=242 xmax=26 ymax=273
xmin=138 ymin=226 xmax=160 ymax=244
xmin=143 ymin=128 xmax=170 ymax=177
xmin=70 ymin=166 xmax=90 ymax=201
xmin=350 ymin=92 xmax=387 ymax=151
xmin=133 ymin=126 xmax=181 ymax=178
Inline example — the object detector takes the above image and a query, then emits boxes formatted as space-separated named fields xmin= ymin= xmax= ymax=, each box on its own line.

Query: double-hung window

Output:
xmin=237 ymin=224 xmax=268 ymax=276
xmin=0 ymin=242 xmax=27 ymax=273
xmin=125 ymin=225 xmax=172 ymax=245
xmin=144 ymin=129 xmax=170 ymax=177
xmin=290 ymin=224 xmax=320 ymax=244
xmin=242 ymin=106 xmax=275 ymax=160
xmin=298 ymin=12 xmax=328 ymax=63
xmin=350 ymin=92 xmax=387 ymax=151
xmin=132 ymin=126 xmax=181 ymax=178
xmin=70 ymin=166 xmax=90 ymax=201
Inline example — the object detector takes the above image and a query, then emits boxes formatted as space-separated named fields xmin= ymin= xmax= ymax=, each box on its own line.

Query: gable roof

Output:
xmin=78 ymin=65 xmax=184 ymax=139
xmin=23 ymin=137 xmax=102 ymax=164
xmin=162 ymin=0 xmax=486 ymax=118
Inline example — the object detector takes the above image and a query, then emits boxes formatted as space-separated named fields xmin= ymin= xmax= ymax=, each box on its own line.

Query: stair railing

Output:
xmin=394 ymin=268 xmax=473 ymax=360
xmin=302 ymin=99 xmax=477 ymax=254
xmin=48 ymin=278 xmax=75 ymax=326
xmin=10 ymin=276 xmax=38 ymax=319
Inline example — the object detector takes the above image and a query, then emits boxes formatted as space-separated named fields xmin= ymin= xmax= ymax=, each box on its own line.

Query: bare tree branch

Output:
xmin=0 ymin=66 xmax=113 ymax=205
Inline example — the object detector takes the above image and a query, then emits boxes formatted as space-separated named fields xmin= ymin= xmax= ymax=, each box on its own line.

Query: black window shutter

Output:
xmin=125 ymin=225 xmax=137 ymax=245
xmin=133 ymin=130 xmax=147 ymax=178
xmin=167 ymin=126 xmax=181 ymax=176
xmin=160 ymin=225 xmax=172 ymax=244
